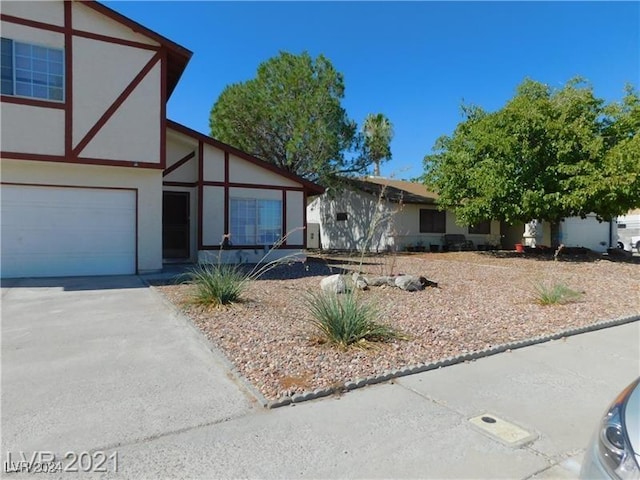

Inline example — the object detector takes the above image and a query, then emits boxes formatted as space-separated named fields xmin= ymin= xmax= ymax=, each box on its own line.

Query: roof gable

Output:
xmin=84 ymin=1 xmax=192 ymax=97
xmin=166 ymin=120 xmax=325 ymax=195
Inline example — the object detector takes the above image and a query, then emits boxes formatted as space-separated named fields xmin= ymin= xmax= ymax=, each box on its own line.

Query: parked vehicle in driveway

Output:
xmin=580 ymin=377 xmax=640 ymax=479
xmin=617 ymin=211 xmax=640 ymax=252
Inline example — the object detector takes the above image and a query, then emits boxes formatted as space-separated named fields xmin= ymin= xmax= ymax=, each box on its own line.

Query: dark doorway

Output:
xmin=163 ymin=192 xmax=190 ymax=259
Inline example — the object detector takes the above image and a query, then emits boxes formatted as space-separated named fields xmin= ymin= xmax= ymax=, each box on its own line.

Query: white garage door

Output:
xmin=1 ymin=185 xmax=136 ymax=278
xmin=560 ymin=215 xmax=611 ymax=253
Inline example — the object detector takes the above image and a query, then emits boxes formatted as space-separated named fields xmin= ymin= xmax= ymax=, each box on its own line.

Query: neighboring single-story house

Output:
xmin=308 ymin=176 xmax=622 ymax=254
xmin=306 ymin=177 xmax=501 ymax=252
xmin=0 ymin=0 xmax=322 ymax=278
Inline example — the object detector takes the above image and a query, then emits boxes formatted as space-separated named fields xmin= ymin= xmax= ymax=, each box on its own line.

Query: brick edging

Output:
xmin=267 ymin=313 xmax=640 ymax=408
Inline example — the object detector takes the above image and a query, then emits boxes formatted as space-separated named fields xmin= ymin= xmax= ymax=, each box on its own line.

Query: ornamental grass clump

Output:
xmin=305 ymin=291 xmax=400 ymax=348
xmin=185 ymin=263 xmax=247 ymax=307
xmin=183 ymin=229 xmax=306 ymax=307
xmin=533 ymin=282 xmax=582 ymax=306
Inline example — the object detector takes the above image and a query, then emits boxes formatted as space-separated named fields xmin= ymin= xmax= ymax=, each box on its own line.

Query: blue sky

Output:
xmin=106 ymin=1 xmax=639 ymax=180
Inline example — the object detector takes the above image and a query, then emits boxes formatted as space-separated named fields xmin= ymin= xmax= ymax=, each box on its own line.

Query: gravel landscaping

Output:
xmin=156 ymin=252 xmax=640 ymax=402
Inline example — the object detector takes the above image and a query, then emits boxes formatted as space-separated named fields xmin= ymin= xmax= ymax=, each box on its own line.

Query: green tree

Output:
xmin=363 ymin=113 xmax=394 ymax=176
xmin=423 ymin=78 xmax=640 ymax=227
xmin=209 ymin=51 xmax=366 ymax=183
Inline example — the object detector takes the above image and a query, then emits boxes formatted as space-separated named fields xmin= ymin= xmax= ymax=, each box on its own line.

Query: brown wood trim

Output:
xmin=80 ymin=1 xmax=192 ymax=58
xmin=0 ymin=13 xmax=65 ymax=33
xmin=167 ymin=120 xmax=324 ymax=195
xmin=224 ymin=151 xmax=230 ymax=236
xmin=202 ymin=181 xmax=305 ymax=192
xmin=1 ymin=181 xmax=137 ymax=192
xmin=163 ymin=181 xmax=198 ymax=188
xmin=163 ymin=149 xmax=195 ymax=177
xmin=1 ymin=151 xmax=163 ymax=169
xmin=160 ymin=47 xmax=167 ymax=170
xmin=72 ymin=51 xmax=162 ymax=157
xmin=72 ymin=29 xmax=160 ymax=51
xmin=134 ymin=188 xmax=139 ymax=274
xmin=282 ymin=190 xmax=288 ymax=246
xmin=199 ymin=244 xmax=305 ymax=251
xmin=163 ymin=151 xmax=195 ymax=177
xmin=303 ymin=191 xmax=308 ymax=249
xmin=0 ymin=95 xmax=65 ymax=109
xmin=197 ymin=140 xmax=204 ymax=250
xmin=64 ymin=1 xmax=72 ymax=157
xmin=77 ymin=156 xmax=164 ymax=169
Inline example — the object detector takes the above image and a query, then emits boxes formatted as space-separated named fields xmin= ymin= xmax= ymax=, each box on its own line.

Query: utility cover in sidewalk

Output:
xmin=469 ymin=414 xmax=537 ymax=447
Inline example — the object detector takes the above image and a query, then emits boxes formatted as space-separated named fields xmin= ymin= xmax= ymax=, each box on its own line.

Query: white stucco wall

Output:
xmin=71 ymin=2 xmax=159 ymax=46
xmin=165 ymin=131 xmax=198 ymax=183
xmin=2 ymin=3 xmax=164 ymax=165
xmin=72 ymin=37 xmax=160 ymax=162
xmin=202 ymin=186 xmax=224 ymax=246
xmin=307 ymin=189 xmax=398 ymax=252
xmin=1 ymin=159 xmax=163 ymax=272
xmin=198 ymin=248 xmax=305 ymax=266
xmin=165 ymin=155 xmax=197 ymax=184
xmin=79 ymin=63 xmax=161 ymax=162
xmin=203 ymin=145 xmax=225 ymax=182
xmin=229 ymin=187 xmax=282 ymax=201
xmin=307 ymin=191 xmax=501 ymax=252
xmin=228 ymin=155 xmax=300 ymax=187
xmin=1 ymin=104 xmax=65 ymax=155
xmin=0 ymin=19 xmax=64 ymax=46
xmin=286 ymin=190 xmax=304 ymax=245
xmin=1 ymin=1 xmax=64 ymax=26
xmin=0 ymin=21 xmax=65 ymax=156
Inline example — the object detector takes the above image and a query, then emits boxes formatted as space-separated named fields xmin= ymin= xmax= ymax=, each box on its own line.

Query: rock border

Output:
xmin=140 ymin=273 xmax=638 ymax=410
xmin=266 ymin=313 xmax=640 ymax=408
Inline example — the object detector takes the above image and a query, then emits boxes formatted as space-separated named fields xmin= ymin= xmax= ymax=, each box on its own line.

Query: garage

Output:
xmin=1 ymin=184 xmax=137 ymax=278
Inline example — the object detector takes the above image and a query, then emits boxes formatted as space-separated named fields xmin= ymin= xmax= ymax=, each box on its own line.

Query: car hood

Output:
xmin=625 ymin=380 xmax=640 ymax=463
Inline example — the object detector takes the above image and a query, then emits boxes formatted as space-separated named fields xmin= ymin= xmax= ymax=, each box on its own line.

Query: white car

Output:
xmin=580 ymin=377 xmax=640 ymax=479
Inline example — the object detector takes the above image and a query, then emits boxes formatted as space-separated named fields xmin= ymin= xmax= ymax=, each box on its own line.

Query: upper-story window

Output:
xmin=1 ymin=37 xmax=64 ymax=102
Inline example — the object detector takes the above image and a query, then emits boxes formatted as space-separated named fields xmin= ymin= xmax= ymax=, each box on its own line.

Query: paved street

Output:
xmin=1 ymin=276 xmax=638 ymax=479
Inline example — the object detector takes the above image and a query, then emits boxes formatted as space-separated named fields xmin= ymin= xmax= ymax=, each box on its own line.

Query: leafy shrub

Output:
xmin=305 ymin=291 xmax=400 ymax=348
xmin=533 ymin=282 xmax=582 ymax=305
xmin=185 ymin=263 xmax=247 ymax=307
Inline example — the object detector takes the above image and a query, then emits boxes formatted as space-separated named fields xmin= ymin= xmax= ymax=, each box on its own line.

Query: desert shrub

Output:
xmin=305 ymin=291 xmax=400 ymax=348
xmin=185 ymin=263 xmax=247 ymax=307
xmin=533 ymin=282 xmax=582 ymax=305
xmin=183 ymin=230 xmax=306 ymax=307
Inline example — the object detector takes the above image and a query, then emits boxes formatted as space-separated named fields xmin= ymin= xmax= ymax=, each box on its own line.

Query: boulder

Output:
xmin=394 ymin=275 xmax=425 ymax=292
xmin=363 ymin=275 xmax=396 ymax=287
xmin=320 ymin=274 xmax=347 ymax=294
xmin=352 ymin=273 xmax=368 ymax=290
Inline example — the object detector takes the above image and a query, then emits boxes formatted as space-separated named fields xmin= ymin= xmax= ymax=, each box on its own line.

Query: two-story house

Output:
xmin=1 ymin=0 xmax=322 ymax=278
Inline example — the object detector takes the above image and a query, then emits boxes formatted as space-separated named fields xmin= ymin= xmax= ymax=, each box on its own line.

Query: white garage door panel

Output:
xmin=561 ymin=216 xmax=610 ymax=253
xmin=1 ymin=185 xmax=136 ymax=278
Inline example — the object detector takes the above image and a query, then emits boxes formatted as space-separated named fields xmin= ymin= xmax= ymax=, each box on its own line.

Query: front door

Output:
xmin=163 ymin=192 xmax=190 ymax=259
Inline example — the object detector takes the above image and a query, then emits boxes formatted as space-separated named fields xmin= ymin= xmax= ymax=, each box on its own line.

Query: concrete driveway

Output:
xmin=1 ymin=275 xmax=638 ymax=479
xmin=1 ymin=276 xmax=255 ymax=460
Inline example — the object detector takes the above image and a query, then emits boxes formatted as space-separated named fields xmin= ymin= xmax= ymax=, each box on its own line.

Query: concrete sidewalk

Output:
xmin=99 ymin=322 xmax=638 ymax=479
xmin=1 ymin=275 xmax=638 ymax=479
